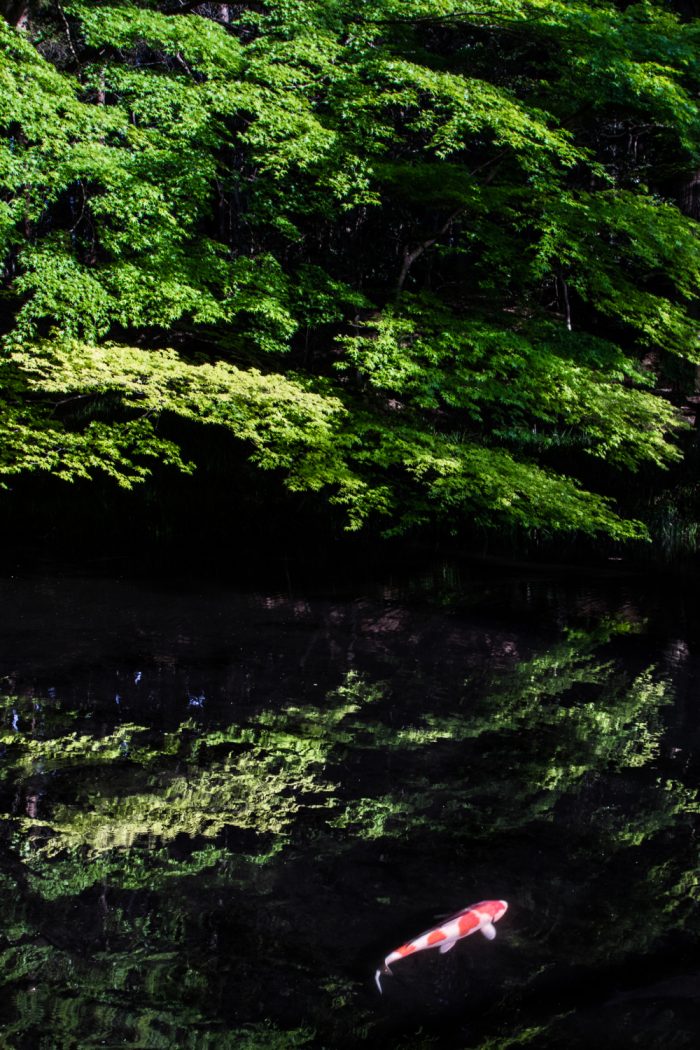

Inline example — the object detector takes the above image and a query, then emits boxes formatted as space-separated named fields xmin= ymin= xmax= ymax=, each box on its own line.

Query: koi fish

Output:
xmin=374 ymin=899 xmax=508 ymax=993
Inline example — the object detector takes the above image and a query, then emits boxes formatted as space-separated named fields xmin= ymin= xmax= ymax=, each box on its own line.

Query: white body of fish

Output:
xmin=375 ymin=899 xmax=508 ymax=993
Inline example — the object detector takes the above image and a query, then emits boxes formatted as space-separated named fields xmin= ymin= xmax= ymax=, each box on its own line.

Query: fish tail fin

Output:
xmin=375 ymin=964 xmax=391 ymax=994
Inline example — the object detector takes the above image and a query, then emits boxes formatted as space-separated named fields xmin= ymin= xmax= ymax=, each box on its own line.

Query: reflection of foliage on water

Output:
xmin=0 ymin=675 xmax=382 ymax=1046
xmin=475 ymin=1025 xmax=554 ymax=1050
xmin=0 ymin=629 xmax=697 ymax=1046
xmin=21 ymin=843 xmax=228 ymax=900
xmin=0 ymin=850 xmax=319 ymax=1048
xmin=332 ymin=628 xmax=681 ymax=845
xmin=480 ymin=992 xmax=700 ymax=1050
xmin=326 ymin=626 xmax=698 ymax=1025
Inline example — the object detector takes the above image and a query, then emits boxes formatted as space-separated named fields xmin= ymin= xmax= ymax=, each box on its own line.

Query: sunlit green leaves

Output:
xmin=2 ymin=0 xmax=700 ymax=540
xmin=7 ymin=339 xmax=349 ymax=489
xmin=340 ymin=296 xmax=687 ymax=471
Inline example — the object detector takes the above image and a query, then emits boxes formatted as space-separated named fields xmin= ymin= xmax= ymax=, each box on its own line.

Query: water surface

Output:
xmin=0 ymin=567 xmax=698 ymax=1048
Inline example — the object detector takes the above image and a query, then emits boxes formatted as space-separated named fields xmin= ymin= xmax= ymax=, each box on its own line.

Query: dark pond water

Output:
xmin=0 ymin=564 xmax=699 ymax=1048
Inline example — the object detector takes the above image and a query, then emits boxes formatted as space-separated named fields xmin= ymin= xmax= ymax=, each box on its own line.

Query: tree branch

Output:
xmin=395 ymin=157 xmax=504 ymax=295
xmin=163 ymin=0 xmax=206 ymax=13
xmin=56 ymin=1 xmax=80 ymax=67
xmin=396 ymin=207 xmax=465 ymax=295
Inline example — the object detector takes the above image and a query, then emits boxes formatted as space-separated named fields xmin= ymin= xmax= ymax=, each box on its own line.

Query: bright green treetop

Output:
xmin=2 ymin=0 xmax=700 ymax=539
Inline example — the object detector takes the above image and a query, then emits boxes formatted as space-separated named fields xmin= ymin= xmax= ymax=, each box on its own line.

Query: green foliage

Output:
xmin=7 ymin=340 xmax=349 ymax=491
xmin=2 ymin=0 xmax=700 ymax=539
xmin=330 ymin=627 xmax=685 ymax=844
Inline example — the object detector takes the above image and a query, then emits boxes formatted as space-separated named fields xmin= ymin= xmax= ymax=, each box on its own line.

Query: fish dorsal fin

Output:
xmin=436 ymin=901 xmax=489 ymax=925
xmin=437 ymin=906 xmax=471 ymax=923
xmin=480 ymin=922 xmax=496 ymax=941
xmin=439 ymin=939 xmax=457 ymax=954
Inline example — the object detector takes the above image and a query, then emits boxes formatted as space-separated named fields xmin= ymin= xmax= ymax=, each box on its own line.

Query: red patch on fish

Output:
xmin=426 ymin=930 xmax=447 ymax=945
xmin=458 ymin=911 xmax=480 ymax=935
xmin=376 ymin=900 xmax=508 ymax=994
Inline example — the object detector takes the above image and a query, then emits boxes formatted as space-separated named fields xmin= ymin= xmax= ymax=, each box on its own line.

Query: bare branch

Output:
xmin=395 ymin=157 xmax=504 ymax=295
xmin=396 ymin=207 xmax=465 ymax=295
xmin=56 ymin=1 xmax=80 ymax=67
xmin=163 ymin=1 xmax=206 ymax=14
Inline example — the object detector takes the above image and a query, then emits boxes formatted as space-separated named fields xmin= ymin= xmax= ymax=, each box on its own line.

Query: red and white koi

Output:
xmin=375 ymin=899 xmax=508 ymax=993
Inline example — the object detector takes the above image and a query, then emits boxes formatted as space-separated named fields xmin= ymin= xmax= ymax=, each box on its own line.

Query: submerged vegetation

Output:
xmin=2 ymin=1 xmax=700 ymax=547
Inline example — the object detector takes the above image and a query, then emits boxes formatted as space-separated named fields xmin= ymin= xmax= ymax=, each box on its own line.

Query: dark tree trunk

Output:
xmin=677 ymin=169 xmax=700 ymax=402
xmin=679 ymin=169 xmax=700 ymax=220
xmin=0 ymin=1 xmax=30 ymax=27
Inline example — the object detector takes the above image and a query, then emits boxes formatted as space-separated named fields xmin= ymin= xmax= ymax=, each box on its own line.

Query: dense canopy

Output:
xmin=2 ymin=0 xmax=700 ymax=541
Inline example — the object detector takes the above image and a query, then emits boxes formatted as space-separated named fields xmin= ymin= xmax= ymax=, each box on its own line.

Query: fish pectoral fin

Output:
xmin=480 ymin=922 xmax=496 ymax=940
xmin=439 ymin=939 xmax=457 ymax=954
